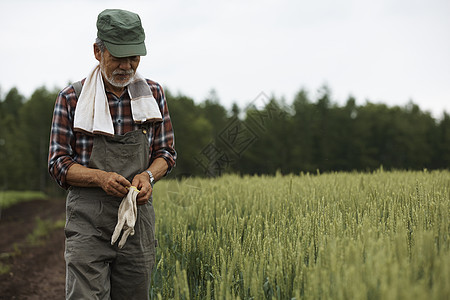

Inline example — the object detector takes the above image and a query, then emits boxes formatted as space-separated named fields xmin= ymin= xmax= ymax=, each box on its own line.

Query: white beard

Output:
xmin=100 ymin=61 xmax=135 ymax=88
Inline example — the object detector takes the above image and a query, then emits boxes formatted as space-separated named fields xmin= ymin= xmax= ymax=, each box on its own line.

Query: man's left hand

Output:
xmin=131 ymin=173 xmax=153 ymax=205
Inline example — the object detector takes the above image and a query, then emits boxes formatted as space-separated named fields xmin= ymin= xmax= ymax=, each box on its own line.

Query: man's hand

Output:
xmin=99 ymin=172 xmax=131 ymax=198
xmin=66 ymin=164 xmax=130 ymax=197
xmin=131 ymin=172 xmax=153 ymax=205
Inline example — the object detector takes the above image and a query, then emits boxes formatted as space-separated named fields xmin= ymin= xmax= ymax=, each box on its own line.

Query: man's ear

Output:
xmin=94 ymin=44 xmax=102 ymax=62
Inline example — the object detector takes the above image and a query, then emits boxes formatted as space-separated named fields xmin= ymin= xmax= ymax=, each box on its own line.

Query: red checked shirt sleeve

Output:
xmin=148 ymin=80 xmax=177 ymax=173
xmin=48 ymin=85 xmax=83 ymax=189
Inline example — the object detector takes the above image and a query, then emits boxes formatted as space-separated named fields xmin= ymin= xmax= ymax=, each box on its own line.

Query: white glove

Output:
xmin=111 ymin=186 xmax=139 ymax=249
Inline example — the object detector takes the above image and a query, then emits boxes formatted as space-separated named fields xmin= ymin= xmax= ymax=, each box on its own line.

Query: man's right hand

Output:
xmin=99 ymin=172 xmax=131 ymax=198
xmin=66 ymin=164 xmax=131 ymax=197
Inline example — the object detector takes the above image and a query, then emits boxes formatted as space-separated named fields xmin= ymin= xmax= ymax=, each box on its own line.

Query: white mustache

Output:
xmin=113 ymin=69 xmax=134 ymax=76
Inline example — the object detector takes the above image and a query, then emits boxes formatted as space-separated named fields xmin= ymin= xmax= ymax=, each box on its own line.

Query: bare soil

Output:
xmin=0 ymin=198 xmax=66 ymax=300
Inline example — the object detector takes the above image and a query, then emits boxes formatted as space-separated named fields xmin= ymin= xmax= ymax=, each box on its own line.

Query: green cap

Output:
xmin=97 ymin=9 xmax=147 ymax=58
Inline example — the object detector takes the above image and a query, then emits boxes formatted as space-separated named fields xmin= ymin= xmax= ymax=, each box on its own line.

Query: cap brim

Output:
xmin=104 ymin=41 xmax=147 ymax=58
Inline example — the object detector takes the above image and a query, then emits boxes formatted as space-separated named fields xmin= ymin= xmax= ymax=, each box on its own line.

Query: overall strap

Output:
xmin=73 ymin=81 xmax=83 ymax=98
xmin=140 ymin=122 xmax=153 ymax=131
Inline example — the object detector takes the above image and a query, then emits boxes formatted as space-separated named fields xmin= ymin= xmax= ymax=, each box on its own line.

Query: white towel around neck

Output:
xmin=73 ymin=65 xmax=162 ymax=136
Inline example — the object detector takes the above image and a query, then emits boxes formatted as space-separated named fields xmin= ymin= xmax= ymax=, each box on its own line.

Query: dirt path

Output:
xmin=0 ymin=198 xmax=66 ymax=300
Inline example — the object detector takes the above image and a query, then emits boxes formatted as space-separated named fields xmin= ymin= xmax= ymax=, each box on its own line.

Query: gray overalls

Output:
xmin=65 ymin=126 xmax=156 ymax=300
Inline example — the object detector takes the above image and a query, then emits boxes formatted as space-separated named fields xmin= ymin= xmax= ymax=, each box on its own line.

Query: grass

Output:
xmin=0 ymin=190 xmax=50 ymax=274
xmin=150 ymin=170 xmax=450 ymax=300
xmin=0 ymin=190 xmax=47 ymax=210
xmin=0 ymin=261 xmax=10 ymax=274
xmin=26 ymin=217 xmax=65 ymax=245
xmin=0 ymin=189 xmax=64 ymax=275
xmin=0 ymin=217 xmax=65 ymax=275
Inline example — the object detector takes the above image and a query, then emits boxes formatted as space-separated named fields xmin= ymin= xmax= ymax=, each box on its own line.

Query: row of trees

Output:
xmin=169 ymin=87 xmax=450 ymax=178
xmin=0 ymin=85 xmax=449 ymax=192
xmin=0 ymin=87 xmax=57 ymax=192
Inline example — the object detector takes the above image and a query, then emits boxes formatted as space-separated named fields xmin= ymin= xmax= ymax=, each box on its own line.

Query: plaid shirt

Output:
xmin=48 ymin=78 xmax=176 ymax=189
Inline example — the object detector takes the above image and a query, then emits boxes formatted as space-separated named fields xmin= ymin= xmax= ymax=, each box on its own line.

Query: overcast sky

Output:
xmin=1 ymin=0 xmax=449 ymax=118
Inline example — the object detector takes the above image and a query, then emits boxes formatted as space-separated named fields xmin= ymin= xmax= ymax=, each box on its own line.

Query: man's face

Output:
xmin=95 ymin=45 xmax=140 ymax=88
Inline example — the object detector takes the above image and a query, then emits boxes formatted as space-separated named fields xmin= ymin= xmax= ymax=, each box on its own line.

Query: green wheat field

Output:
xmin=151 ymin=170 xmax=449 ymax=300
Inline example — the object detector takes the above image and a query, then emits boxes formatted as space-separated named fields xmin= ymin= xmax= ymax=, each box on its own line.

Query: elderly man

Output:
xmin=48 ymin=9 xmax=176 ymax=299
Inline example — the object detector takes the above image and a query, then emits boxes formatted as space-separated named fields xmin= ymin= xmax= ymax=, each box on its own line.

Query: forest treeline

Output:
xmin=0 ymin=85 xmax=449 ymax=192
